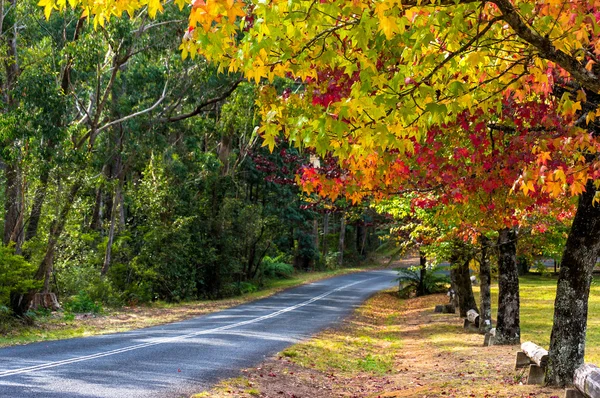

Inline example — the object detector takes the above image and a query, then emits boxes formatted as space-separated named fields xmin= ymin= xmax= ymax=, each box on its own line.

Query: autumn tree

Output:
xmin=39 ymin=0 xmax=600 ymax=386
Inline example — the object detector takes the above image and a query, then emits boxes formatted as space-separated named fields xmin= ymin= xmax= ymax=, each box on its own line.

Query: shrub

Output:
xmin=324 ymin=252 xmax=341 ymax=270
xmin=64 ymin=291 xmax=103 ymax=314
xmin=237 ymin=281 xmax=258 ymax=294
xmin=262 ymin=256 xmax=294 ymax=279
xmin=0 ymin=246 xmax=40 ymax=310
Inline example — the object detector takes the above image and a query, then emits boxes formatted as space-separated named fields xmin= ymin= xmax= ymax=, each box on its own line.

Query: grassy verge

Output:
xmin=197 ymin=276 xmax=580 ymax=397
xmin=0 ymin=263 xmax=380 ymax=348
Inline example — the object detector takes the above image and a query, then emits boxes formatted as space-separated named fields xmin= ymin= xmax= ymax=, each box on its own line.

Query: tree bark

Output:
xmin=479 ymin=235 xmax=493 ymax=333
xmin=312 ymin=219 xmax=319 ymax=255
xmin=495 ymin=227 xmax=520 ymax=345
xmin=3 ymin=162 xmax=23 ymax=252
xmin=338 ymin=214 xmax=346 ymax=266
xmin=356 ymin=222 xmax=365 ymax=256
xmin=322 ymin=213 xmax=329 ymax=257
xmin=416 ymin=248 xmax=427 ymax=297
xmin=452 ymin=254 xmax=478 ymax=317
xmin=547 ymin=180 xmax=600 ymax=386
xmin=25 ymin=167 xmax=50 ymax=242
xmin=101 ymin=180 xmax=121 ymax=276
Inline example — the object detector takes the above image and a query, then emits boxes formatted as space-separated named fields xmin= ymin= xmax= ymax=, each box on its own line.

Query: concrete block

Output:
xmin=527 ymin=364 xmax=546 ymax=385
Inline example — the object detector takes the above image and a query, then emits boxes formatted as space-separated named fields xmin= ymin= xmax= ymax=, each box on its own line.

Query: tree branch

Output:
xmin=165 ymin=78 xmax=243 ymax=122
xmin=95 ymin=79 xmax=169 ymax=135
xmin=492 ymin=0 xmax=600 ymax=93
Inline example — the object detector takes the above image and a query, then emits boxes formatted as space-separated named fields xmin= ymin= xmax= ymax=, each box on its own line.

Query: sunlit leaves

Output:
xmin=40 ymin=0 xmax=600 ymax=209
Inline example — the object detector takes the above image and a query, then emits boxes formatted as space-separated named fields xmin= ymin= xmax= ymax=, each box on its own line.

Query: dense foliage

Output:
xmin=0 ymin=0 xmax=383 ymax=318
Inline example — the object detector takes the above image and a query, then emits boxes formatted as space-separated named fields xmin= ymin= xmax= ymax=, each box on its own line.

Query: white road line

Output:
xmin=0 ymin=277 xmax=375 ymax=378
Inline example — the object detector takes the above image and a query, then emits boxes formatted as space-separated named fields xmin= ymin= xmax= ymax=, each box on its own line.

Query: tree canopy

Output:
xmin=28 ymin=0 xmax=600 ymax=387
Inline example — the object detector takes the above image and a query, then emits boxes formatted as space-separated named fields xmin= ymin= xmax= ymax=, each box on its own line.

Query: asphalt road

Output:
xmin=0 ymin=269 xmax=397 ymax=398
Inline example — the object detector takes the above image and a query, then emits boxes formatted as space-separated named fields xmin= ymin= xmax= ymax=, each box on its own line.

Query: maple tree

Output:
xmin=42 ymin=0 xmax=600 ymax=386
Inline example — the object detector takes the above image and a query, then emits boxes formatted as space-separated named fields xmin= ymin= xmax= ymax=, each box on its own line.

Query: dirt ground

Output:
xmin=197 ymin=291 xmax=562 ymax=398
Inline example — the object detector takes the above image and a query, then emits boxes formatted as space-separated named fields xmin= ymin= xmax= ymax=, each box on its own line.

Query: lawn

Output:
xmin=480 ymin=274 xmax=600 ymax=363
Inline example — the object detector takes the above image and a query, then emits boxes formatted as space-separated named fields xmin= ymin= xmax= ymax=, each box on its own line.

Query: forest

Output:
xmin=0 ymin=0 xmax=384 ymax=318
xmin=2 ymin=0 xmax=600 ymax=390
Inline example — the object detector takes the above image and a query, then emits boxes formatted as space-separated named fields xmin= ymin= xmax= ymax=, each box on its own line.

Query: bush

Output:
xmin=0 ymin=246 xmax=40 ymax=309
xmin=262 ymin=256 xmax=294 ymax=279
xmin=64 ymin=291 xmax=103 ymax=314
xmin=324 ymin=252 xmax=341 ymax=270
xmin=237 ymin=281 xmax=258 ymax=294
xmin=396 ymin=265 xmax=450 ymax=298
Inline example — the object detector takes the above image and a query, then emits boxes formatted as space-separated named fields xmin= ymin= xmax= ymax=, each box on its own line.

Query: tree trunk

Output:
xmin=90 ymin=186 xmax=104 ymax=231
xmin=312 ymin=219 xmax=319 ymax=255
xmin=338 ymin=214 xmax=346 ymax=267
xmin=322 ymin=213 xmax=329 ymax=257
xmin=356 ymin=222 xmax=365 ymax=256
xmin=452 ymin=254 xmax=478 ymax=317
xmin=101 ymin=180 xmax=121 ymax=276
xmin=479 ymin=235 xmax=493 ymax=333
xmin=3 ymin=162 xmax=23 ymax=252
xmin=25 ymin=167 xmax=50 ymax=242
xmin=547 ymin=180 xmax=600 ymax=386
xmin=416 ymin=248 xmax=427 ymax=297
xmin=495 ymin=227 xmax=520 ymax=345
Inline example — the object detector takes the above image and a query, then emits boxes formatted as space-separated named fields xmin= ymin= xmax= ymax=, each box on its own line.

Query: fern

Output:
xmin=396 ymin=265 xmax=450 ymax=297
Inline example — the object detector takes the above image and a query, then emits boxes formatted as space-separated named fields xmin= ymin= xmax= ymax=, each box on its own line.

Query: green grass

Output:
xmin=475 ymin=274 xmax=600 ymax=363
xmin=0 ymin=263 xmax=382 ymax=347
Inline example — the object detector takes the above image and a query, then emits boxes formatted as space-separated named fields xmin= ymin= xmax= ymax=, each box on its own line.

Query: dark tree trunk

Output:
xmin=495 ymin=227 xmax=520 ymax=345
xmin=338 ymin=214 xmax=346 ymax=266
xmin=452 ymin=255 xmax=478 ymax=317
xmin=356 ymin=222 xmax=366 ymax=256
xmin=479 ymin=235 xmax=492 ymax=333
xmin=548 ymin=180 xmax=600 ymax=386
xmin=25 ymin=167 xmax=50 ymax=242
xmin=3 ymin=162 xmax=23 ymax=252
xmin=312 ymin=219 xmax=319 ymax=255
xmin=322 ymin=213 xmax=329 ymax=257
xmin=416 ymin=248 xmax=427 ymax=297
xmin=90 ymin=186 xmax=103 ymax=231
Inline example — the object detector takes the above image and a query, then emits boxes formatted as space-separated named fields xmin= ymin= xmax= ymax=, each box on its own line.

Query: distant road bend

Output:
xmin=0 ymin=269 xmax=397 ymax=398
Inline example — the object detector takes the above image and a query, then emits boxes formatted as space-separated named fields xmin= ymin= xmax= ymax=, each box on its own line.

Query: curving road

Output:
xmin=0 ymin=269 xmax=397 ymax=398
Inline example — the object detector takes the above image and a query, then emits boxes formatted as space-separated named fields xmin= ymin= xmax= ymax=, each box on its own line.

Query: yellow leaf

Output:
xmin=379 ymin=16 xmax=399 ymax=39
xmin=147 ymin=0 xmax=163 ymax=19
xmin=570 ymin=180 xmax=586 ymax=196
xmin=588 ymin=111 xmax=596 ymax=125
xmin=545 ymin=180 xmax=563 ymax=197
xmin=554 ymin=168 xmax=566 ymax=183
xmin=521 ymin=180 xmax=535 ymax=195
